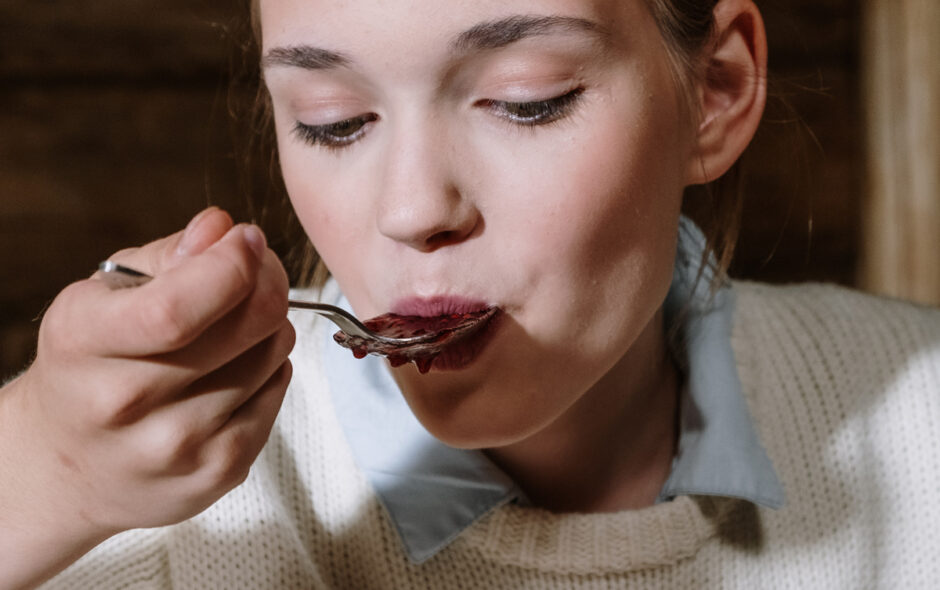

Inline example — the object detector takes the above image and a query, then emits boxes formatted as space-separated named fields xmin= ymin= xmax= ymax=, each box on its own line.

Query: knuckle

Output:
xmin=211 ymin=242 xmax=257 ymax=299
xmin=138 ymin=293 xmax=196 ymax=350
xmin=261 ymin=363 xmax=292 ymax=415
xmin=216 ymin=463 xmax=252 ymax=492
xmin=266 ymin=250 xmax=291 ymax=296
xmin=142 ymin=420 xmax=199 ymax=472
xmin=282 ymin=359 xmax=294 ymax=382
xmin=279 ymin=321 xmax=297 ymax=357
xmin=254 ymin=264 xmax=290 ymax=321
xmin=256 ymin=283 xmax=289 ymax=326
xmin=83 ymin=386 xmax=117 ymax=426
xmin=39 ymin=282 xmax=92 ymax=357
xmin=37 ymin=297 xmax=71 ymax=356
xmin=89 ymin=383 xmax=151 ymax=427
xmin=209 ymin=429 xmax=256 ymax=489
xmin=273 ymin=360 xmax=294 ymax=393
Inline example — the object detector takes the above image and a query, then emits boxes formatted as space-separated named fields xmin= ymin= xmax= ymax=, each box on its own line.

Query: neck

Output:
xmin=485 ymin=308 xmax=679 ymax=513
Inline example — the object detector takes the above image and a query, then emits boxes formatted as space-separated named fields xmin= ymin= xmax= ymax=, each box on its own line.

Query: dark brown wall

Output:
xmin=1 ymin=1 xmax=241 ymax=377
xmin=0 ymin=1 xmax=864 ymax=378
xmin=733 ymin=1 xmax=863 ymax=285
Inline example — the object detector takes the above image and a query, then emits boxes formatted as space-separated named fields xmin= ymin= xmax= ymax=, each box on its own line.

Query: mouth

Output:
xmin=390 ymin=295 xmax=493 ymax=317
xmin=332 ymin=297 xmax=502 ymax=373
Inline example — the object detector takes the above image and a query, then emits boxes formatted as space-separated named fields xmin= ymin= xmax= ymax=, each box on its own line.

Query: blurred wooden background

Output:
xmin=1 ymin=1 xmax=937 ymax=379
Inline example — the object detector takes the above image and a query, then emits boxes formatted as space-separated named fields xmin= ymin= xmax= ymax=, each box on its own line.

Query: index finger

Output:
xmin=72 ymin=224 xmax=269 ymax=357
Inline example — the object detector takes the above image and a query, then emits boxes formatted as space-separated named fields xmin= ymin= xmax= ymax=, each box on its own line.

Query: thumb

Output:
xmin=111 ymin=207 xmax=234 ymax=276
xmin=171 ymin=207 xmax=234 ymax=263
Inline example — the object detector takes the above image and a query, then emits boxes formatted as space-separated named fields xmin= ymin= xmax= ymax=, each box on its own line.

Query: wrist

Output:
xmin=0 ymin=371 xmax=116 ymax=589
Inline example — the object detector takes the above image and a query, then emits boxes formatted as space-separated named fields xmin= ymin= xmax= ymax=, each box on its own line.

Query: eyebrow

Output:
xmin=261 ymin=14 xmax=608 ymax=72
xmin=452 ymin=15 xmax=609 ymax=53
xmin=262 ymin=45 xmax=350 ymax=70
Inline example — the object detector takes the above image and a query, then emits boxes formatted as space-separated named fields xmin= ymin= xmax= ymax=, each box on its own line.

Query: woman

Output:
xmin=3 ymin=0 xmax=939 ymax=588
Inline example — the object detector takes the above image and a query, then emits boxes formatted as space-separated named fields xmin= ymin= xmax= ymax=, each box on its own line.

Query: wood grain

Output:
xmin=860 ymin=0 xmax=940 ymax=305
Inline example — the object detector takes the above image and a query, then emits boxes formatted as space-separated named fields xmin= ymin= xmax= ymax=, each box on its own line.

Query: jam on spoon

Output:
xmin=332 ymin=308 xmax=498 ymax=373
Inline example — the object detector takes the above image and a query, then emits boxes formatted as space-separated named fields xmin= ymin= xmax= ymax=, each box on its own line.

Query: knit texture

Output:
xmin=42 ymin=282 xmax=940 ymax=589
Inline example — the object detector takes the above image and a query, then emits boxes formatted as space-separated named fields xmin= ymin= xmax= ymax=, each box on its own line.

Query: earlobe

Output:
xmin=685 ymin=0 xmax=767 ymax=186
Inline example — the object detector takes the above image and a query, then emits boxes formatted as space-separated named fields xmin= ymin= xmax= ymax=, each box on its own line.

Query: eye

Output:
xmin=292 ymin=113 xmax=379 ymax=149
xmin=479 ymin=87 xmax=585 ymax=126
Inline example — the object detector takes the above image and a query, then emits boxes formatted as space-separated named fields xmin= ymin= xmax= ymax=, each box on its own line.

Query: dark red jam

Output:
xmin=333 ymin=308 xmax=498 ymax=373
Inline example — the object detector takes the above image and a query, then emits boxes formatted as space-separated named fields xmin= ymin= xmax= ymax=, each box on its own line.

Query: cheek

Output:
xmin=279 ymin=144 xmax=335 ymax=251
xmin=482 ymin=95 xmax=686 ymax=375
xmin=276 ymin=132 xmax=377 ymax=307
xmin=492 ymin=94 xmax=685 ymax=289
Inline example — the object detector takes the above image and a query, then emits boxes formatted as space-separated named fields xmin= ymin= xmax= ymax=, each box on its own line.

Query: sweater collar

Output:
xmin=323 ymin=216 xmax=783 ymax=564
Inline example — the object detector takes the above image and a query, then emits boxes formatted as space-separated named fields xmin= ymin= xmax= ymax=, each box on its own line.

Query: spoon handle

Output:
xmin=96 ymin=261 xmax=377 ymax=340
xmin=97 ymin=261 xmax=151 ymax=289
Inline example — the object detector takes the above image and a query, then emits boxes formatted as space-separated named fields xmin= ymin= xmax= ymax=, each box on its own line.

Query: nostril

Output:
xmin=376 ymin=179 xmax=482 ymax=251
xmin=422 ymin=212 xmax=482 ymax=250
xmin=425 ymin=230 xmax=459 ymax=249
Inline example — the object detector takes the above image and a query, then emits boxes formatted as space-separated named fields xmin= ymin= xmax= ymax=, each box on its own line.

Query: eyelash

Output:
xmin=291 ymin=87 xmax=585 ymax=150
xmin=292 ymin=113 xmax=378 ymax=150
xmin=478 ymin=87 xmax=585 ymax=126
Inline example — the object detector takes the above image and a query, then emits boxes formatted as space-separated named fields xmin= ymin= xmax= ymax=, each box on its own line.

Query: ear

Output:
xmin=685 ymin=0 xmax=767 ymax=185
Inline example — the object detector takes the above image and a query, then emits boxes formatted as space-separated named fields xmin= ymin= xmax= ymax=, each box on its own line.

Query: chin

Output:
xmin=392 ymin=364 xmax=565 ymax=451
xmin=416 ymin=412 xmax=534 ymax=450
xmin=388 ymin=315 xmax=600 ymax=450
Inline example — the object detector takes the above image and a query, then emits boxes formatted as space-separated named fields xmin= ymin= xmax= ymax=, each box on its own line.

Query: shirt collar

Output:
xmin=322 ymin=216 xmax=783 ymax=564
xmin=657 ymin=219 xmax=784 ymax=508
xmin=324 ymin=339 xmax=521 ymax=563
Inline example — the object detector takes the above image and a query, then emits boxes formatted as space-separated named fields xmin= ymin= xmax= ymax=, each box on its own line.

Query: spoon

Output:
xmin=96 ymin=261 xmax=497 ymax=369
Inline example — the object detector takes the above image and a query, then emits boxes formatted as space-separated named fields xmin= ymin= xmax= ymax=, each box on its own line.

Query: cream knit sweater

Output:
xmin=42 ymin=282 xmax=940 ymax=589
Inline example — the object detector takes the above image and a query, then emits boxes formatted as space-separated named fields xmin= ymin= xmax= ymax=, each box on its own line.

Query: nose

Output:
xmin=375 ymin=119 xmax=480 ymax=252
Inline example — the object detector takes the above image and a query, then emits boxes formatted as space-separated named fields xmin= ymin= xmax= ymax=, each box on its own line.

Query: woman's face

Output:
xmin=261 ymin=0 xmax=696 ymax=447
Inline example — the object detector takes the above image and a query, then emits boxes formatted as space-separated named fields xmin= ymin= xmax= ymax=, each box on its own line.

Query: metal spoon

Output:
xmin=96 ymin=261 xmax=438 ymax=347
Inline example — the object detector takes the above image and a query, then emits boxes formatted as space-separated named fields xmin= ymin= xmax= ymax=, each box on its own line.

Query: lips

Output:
xmin=332 ymin=296 xmax=501 ymax=373
xmin=390 ymin=295 xmax=492 ymax=317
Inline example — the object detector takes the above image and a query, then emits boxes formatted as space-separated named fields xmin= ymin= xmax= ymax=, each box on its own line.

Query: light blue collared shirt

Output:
xmin=322 ymin=216 xmax=784 ymax=563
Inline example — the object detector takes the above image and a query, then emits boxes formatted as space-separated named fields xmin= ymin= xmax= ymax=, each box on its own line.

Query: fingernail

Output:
xmin=243 ymin=224 xmax=267 ymax=260
xmin=177 ymin=206 xmax=218 ymax=256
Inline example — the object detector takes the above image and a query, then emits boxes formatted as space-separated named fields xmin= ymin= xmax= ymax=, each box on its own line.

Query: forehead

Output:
xmin=256 ymin=0 xmax=651 ymax=51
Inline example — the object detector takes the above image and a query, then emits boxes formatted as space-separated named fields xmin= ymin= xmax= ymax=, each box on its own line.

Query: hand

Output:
xmin=0 ymin=207 xmax=294 ymax=588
